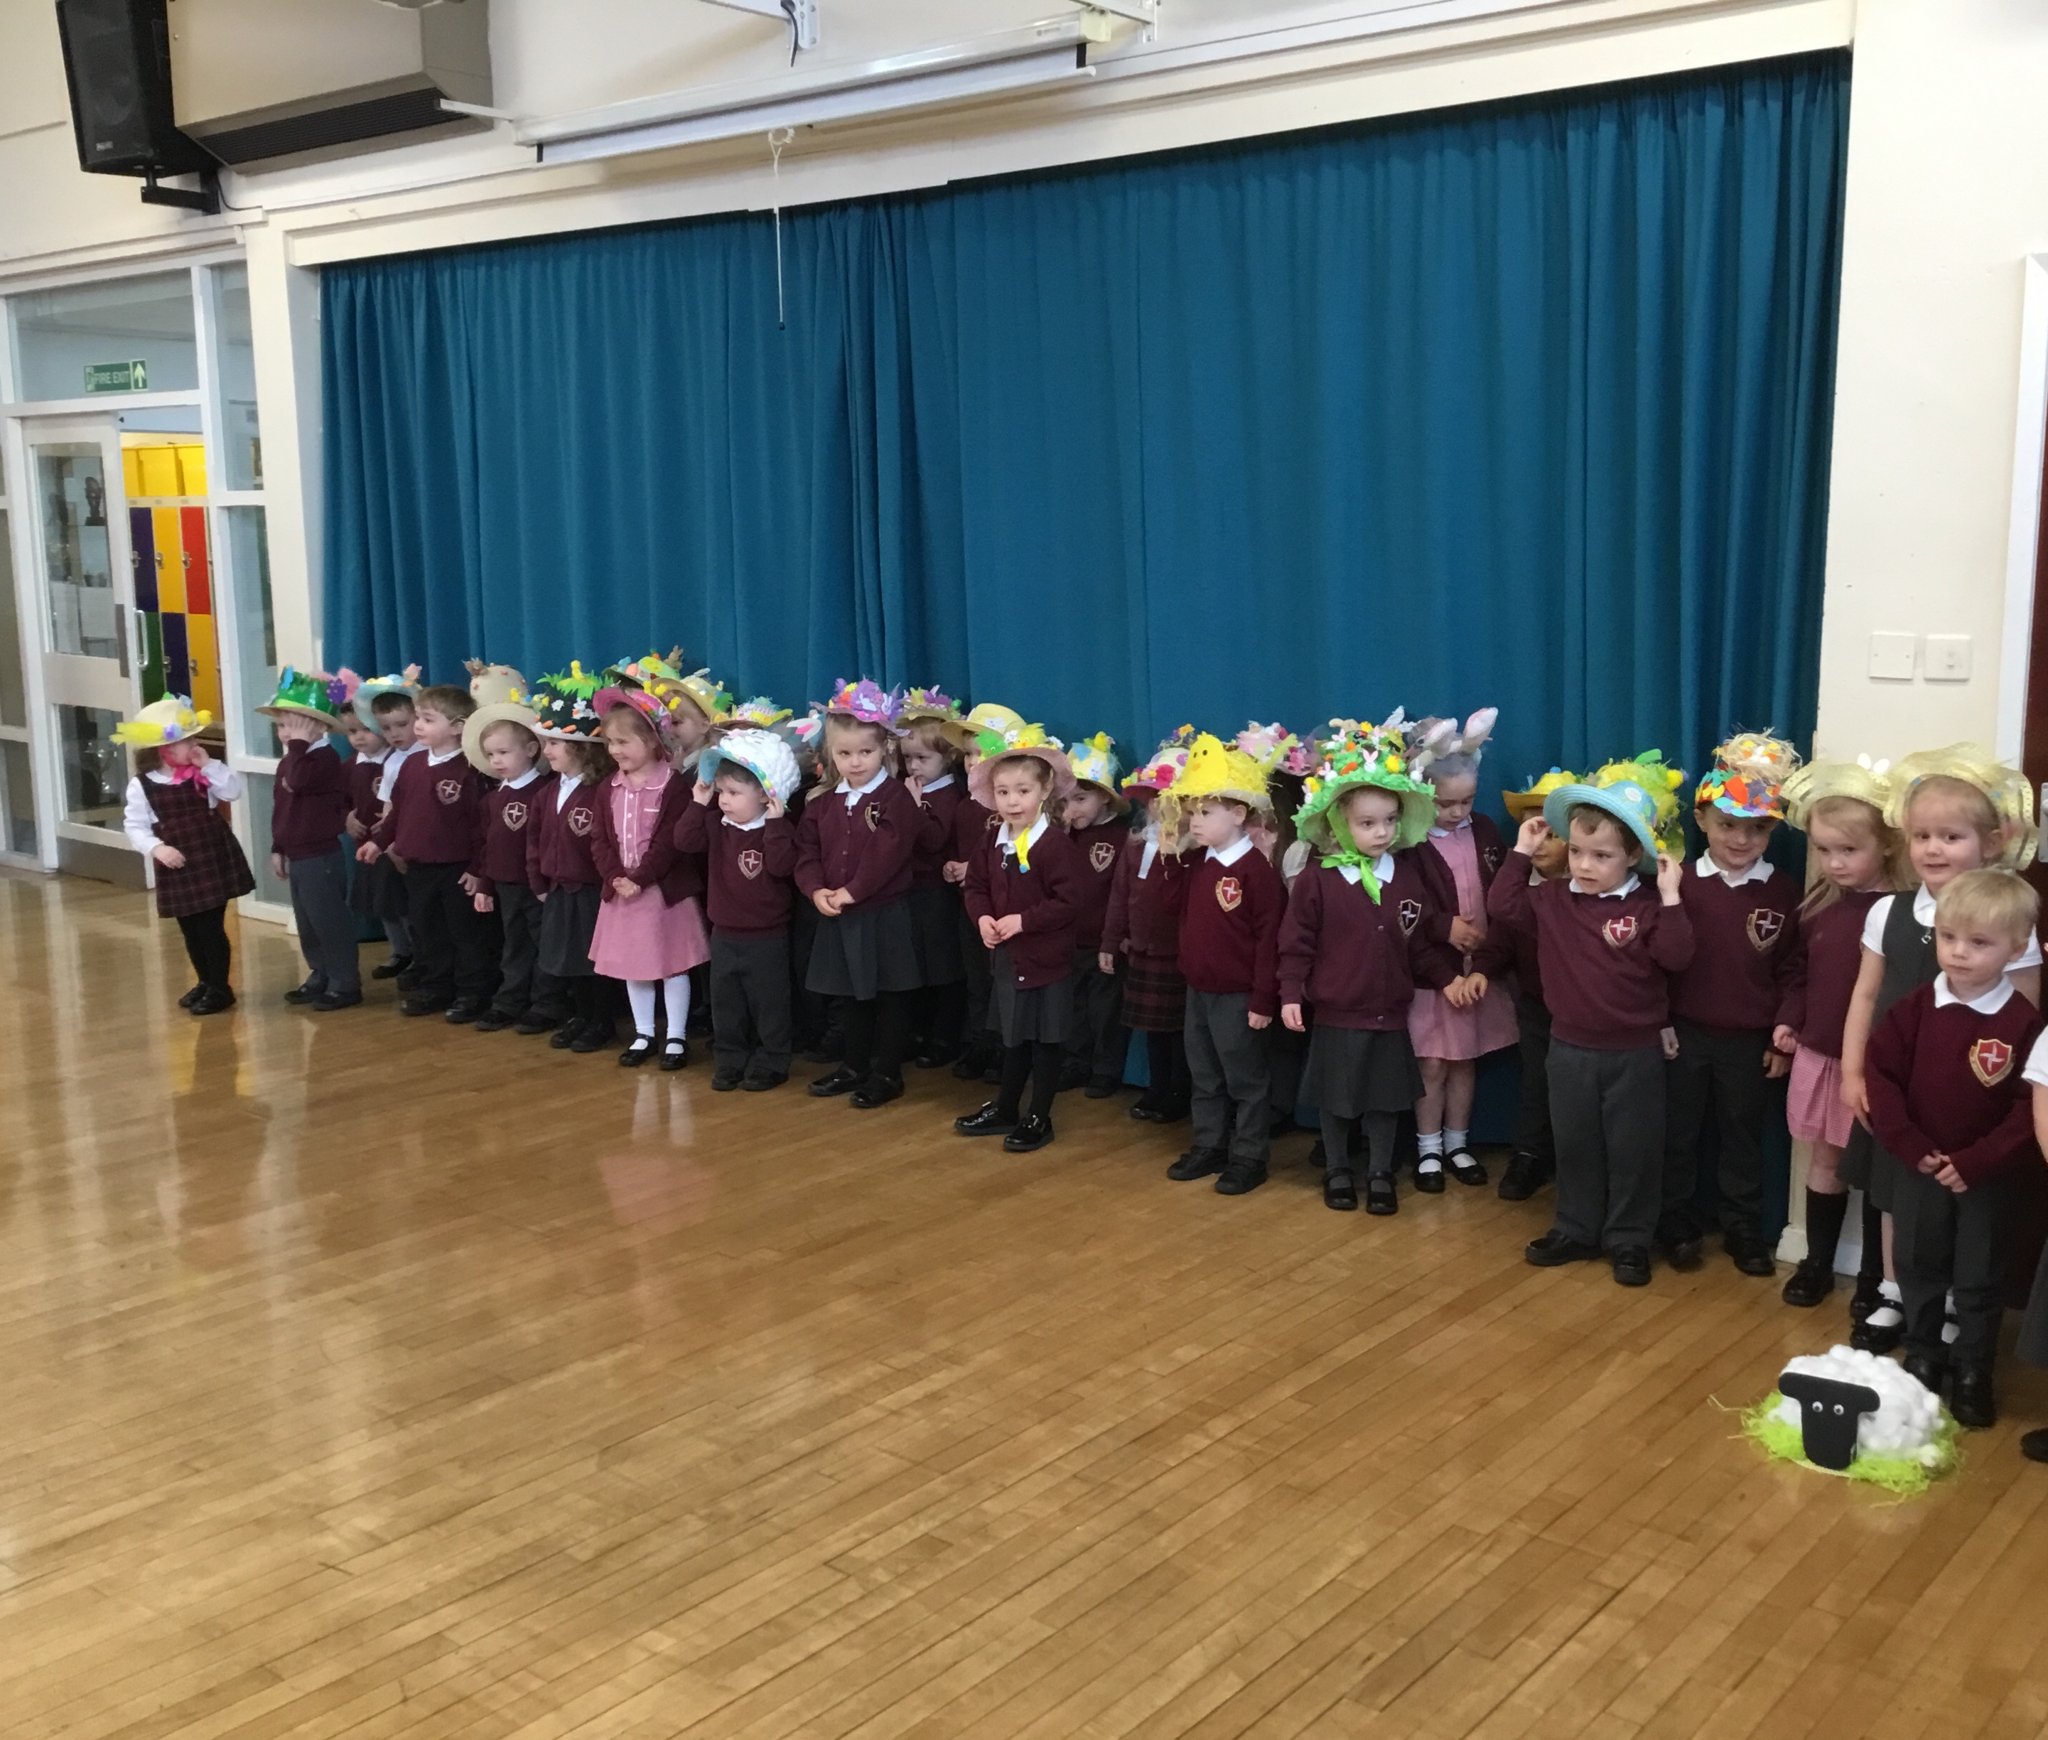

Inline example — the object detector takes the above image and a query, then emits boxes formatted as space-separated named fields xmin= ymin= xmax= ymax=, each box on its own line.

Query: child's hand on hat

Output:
xmin=1514 ymin=815 xmax=1550 ymax=856
xmin=767 ymin=792 xmax=786 ymax=819
xmin=1655 ymin=852 xmax=1684 ymax=901
xmin=1282 ymin=1003 xmax=1305 ymax=1033
xmin=692 ymin=779 xmax=713 ymax=806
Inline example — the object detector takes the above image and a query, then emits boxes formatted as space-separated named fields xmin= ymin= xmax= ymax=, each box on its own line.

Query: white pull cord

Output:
xmin=769 ymin=126 xmax=794 ymax=329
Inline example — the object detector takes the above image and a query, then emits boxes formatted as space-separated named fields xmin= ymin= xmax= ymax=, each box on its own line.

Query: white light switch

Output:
xmin=1868 ymin=632 xmax=1917 ymax=681
xmin=1924 ymin=634 xmax=1973 ymax=682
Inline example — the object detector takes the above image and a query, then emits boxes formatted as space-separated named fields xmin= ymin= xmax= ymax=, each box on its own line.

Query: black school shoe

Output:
xmin=1215 ymin=1158 xmax=1267 ymax=1196
xmin=1365 ymin=1176 xmax=1398 ymax=1216
xmin=1724 ymin=1225 xmax=1778 ymax=1278
xmin=1085 ymin=1076 xmax=1120 ymax=1100
xmin=1611 ymin=1246 xmax=1652 ymax=1287
xmin=444 ymin=1000 xmax=486 ymax=1025
xmin=550 ymin=1019 xmax=585 ymax=1050
xmin=284 ymin=978 xmax=326 ymax=1005
xmin=372 ymin=956 xmax=413 ymax=980
xmin=741 ymin=1068 xmax=788 ymax=1092
xmin=955 ymin=1103 xmax=1017 ymax=1137
xmin=618 ymin=1035 xmax=656 ymax=1068
xmin=1903 ymin=1351 xmax=1948 ymax=1398
xmin=1166 ymin=1147 xmax=1226 ymax=1182
xmin=1951 ymin=1366 xmax=1997 ymax=1431
xmin=1781 ymin=1257 xmax=1835 ymax=1308
xmin=472 ymin=1008 xmax=521 ymax=1033
xmin=1446 ymin=1149 xmax=1488 ymax=1188
xmin=570 ymin=1021 xmax=616 ymax=1055
xmin=515 ymin=1011 xmax=561 ymax=1036
xmin=1004 ymin=1116 xmax=1054 ymax=1153
xmin=1655 ymin=1214 xmax=1705 ymax=1271
xmin=1412 ymin=1159 xmax=1446 ymax=1195
xmin=660 ymin=1039 xmax=689 ymax=1073
xmin=1497 ymin=1151 xmax=1553 ymax=1201
xmin=911 ymin=1043 xmax=959 ymax=1070
xmin=311 ymin=990 xmax=363 ymax=1012
xmin=178 ymin=984 xmax=206 ymax=1010
xmin=809 ymin=1064 xmax=862 ymax=1098
xmin=1848 ymin=1273 xmax=1884 ymax=1323
xmin=1322 ymin=1171 xmax=1358 ymax=1212
xmin=711 ymin=1066 xmax=746 ymax=1092
xmin=188 ymin=984 xmax=237 ymax=1016
xmin=1058 ymin=1062 xmax=1091 ymax=1094
xmin=400 ymin=994 xmax=453 ymax=1017
xmin=2021 ymin=1428 xmax=2048 ymax=1463
xmin=851 ymin=1074 xmax=903 ymax=1109
xmin=1525 ymin=1229 xmax=1600 ymax=1267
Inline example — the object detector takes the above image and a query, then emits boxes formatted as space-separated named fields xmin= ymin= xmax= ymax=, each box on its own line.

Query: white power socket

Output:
xmin=1867 ymin=632 xmax=1917 ymax=681
xmin=1924 ymin=634 xmax=1973 ymax=682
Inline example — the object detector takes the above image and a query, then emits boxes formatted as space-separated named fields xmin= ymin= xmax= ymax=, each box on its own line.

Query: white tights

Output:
xmin=626 ymin=974 xmax=693 ymax=1048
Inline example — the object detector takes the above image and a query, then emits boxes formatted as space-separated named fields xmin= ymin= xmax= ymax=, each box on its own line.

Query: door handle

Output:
xmin=115 ymin=602 xmax=130 ymax=679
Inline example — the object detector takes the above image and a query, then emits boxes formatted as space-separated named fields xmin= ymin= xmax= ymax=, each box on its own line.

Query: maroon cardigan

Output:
xmin=964 ymin=821 xmax=1083 ymax=990
xmin=1101 ymin=834 xmax=1186 ymax=960
xmin=1278 ymin=856 xmax=1458 ymax=1029
xmin=528 ymin=776 xmax=603 ymax=895
xmin=1408 ymin=814 xmax=1509 ymax=949
xmin=590 ymin=772 xmax=703 ymax=905
xmin=912 ymin=780 xmax=966 ymax=887
xmin=795 ymin=775 xmax=919 ymax=905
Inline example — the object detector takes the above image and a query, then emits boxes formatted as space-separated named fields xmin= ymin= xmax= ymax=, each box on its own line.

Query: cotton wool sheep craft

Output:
xmin=1743 ymin=1346 xmax=1958 ymax=1496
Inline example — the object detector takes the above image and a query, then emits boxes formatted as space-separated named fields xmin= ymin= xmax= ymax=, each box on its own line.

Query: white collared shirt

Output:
xmin=1336 ymin=851 xmax=1397 ymax=888
xmin=554 ymin=773 xmax=582 ymax=812
xmin=1206 ymin=834 xmax=1255 ymax=868
xmin=997 ymin=814 xmax=1050 ymax=853
xmin=1863 ymin=885 xmax=2045 ymax=972
xmin=376 ymin=740 xmax=422 ymax=802
xmin=1138 ymin=836 xmax=1159 ymax=879
xmin=1932 ymin=972 xmax=2014 ymax=1015
xmin=919 ymin=773 xmax=955 ymax=794
xmin=1697 ymin=853 xmax=1773 ymax=889
xmin=1570 ymin=873 xmax=1640 ymax=899
xmin=836 ymin=768 xmax=887 ymax=807
xmin=723 ymin=812 xmax=768 ymax=832
xmin=425 ymin=745 xmax=464 ymax=767
xmin=499 ymin=766 xmax=542 ymax=791
xmin=1428 ymin=818 xmax=1472 ymax=839
xmin=2024 ymin=1029 xmax=2048 ymax=1090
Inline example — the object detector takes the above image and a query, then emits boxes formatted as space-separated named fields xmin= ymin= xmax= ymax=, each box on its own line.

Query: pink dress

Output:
xmin=1408 ymin=825 xmax=1520 ymax=1062
xmin=588 ymin=768 xmax=711 ymax=980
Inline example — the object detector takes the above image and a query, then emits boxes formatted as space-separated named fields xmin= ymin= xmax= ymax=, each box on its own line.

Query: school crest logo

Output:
xmin=436 ymin=778 xmax=464 ymax=805
xmin=502 ymin=801 xmax=529 ymax=832
xmin=985 ymin=812 xmax=1002 ymax=836
xmin=1747 ymin=909 xmax=1784 ymax=951
xmin=864 ymin=802 xmax=881 ymax=832
xmin=567 ymin=808 xmax=592 ymax=837
xmin=1482 ymin=845 xmax=1504 ymax=874
xmin=1602 ymin=915 xmax=1639 ymax=948
xmin=1397 ymin=898 xmax=1422 ymax=936
xmin=1215 ymin=876 xmax=1243 ymax=913
xmin=1091 ymin=841 xmax=1116 ymax=874
xmin=738 ymin=848 xmax=764 ymax=881
xmin=1970 ymin=1037 xmax=2015 ymax=1087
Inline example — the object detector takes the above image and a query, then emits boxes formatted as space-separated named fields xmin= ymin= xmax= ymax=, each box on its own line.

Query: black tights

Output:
xmin=1143 ymin=1030 xmax=1191 ymax=1109
xmin=915 ymin=981 xmax=968 ymax=1053
xmin=998 ymin=1041 xmax=1063 ymax=1124
xmin=175 ymin=904 xmax=232 ymax=988
xmin=1320 ymin=1111 xmax=1400 ymax=1179
xmin=843 ymin=991 xmax=911 ymax=1083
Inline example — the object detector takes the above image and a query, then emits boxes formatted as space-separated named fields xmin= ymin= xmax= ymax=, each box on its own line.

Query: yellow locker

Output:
xmin=152 ymin=507 xmax=185 ymax=613
xmin=122 ymin=448 xmax=145 ymax=498
xmin=187 ymin=614 xmax=221 ymax=719
xmin=176 ymin=442 xmax=208 ymax=496
xmin=135 ymin=444 xmax=181 ymax=498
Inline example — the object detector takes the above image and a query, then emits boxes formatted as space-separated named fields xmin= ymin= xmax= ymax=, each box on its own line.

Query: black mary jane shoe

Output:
xmin=188 ymin=984 xmax=237 ymax=1016
xmin=1446 ymin=1149 xmax=1488 ymax=1188
xmin=659 ymin=1040 xmax=690 ymax=1073
xmin=711 ymin=1066 xmax=745 ymax=1092
xmin=1847 ymin=1272 xmax=1884 ymax=1324
xmin=515 ymin=1012 xmax=561 ymax=1036
xmin=1003 ymin=1116 xmax=1055 ymax=1153
xmin=284 ymin=979 xmax=326 ymax=1006
xmin=570 ymin=1022 xmax=616 ymax=1054
xmin=741 ymin=1069 xmax=788 ymax=1092
xmin=1951 ymin=1366 xmax=1997 ymax=1431
xmin=178 ymin=984 xmax=206 ymax=1010
xmin=809 ymin=1064 xmax=863 ymax=1098
xmin=850 ymin=1074 xmax=903 ymax=1109
xmin=1413 ymin=1160 xmax=1446 ymax=1195
xmin=371 ymin=956 xmax=413 ymax=980
xmin=1323 ymin=1171 xmax=1359 ymax=1213
xmin=955 ymin=1103 xmax=1018 ymax=1137
xmin=1365 ymin=1176 xmax=1398 ymax=1216
xmin=618 ymin=1036 xmax=657 ymax=1069
xmin=1781 ymin=1257 xmax=1835 ymax=1308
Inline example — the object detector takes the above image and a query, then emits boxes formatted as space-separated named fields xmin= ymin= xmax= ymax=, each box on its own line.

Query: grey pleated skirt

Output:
xmin=1303 ymin=1024 xmax=1423 ymax=1119
xmin=989 ymin=945 xmax=1072 ymax=1046
xmin=806 ymin=896 xmax=922 ymax=999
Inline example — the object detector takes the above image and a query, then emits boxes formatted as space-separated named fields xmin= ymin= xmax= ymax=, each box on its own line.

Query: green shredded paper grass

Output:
xmin=1741 ymin=1392 xmax=1959 ymax=1498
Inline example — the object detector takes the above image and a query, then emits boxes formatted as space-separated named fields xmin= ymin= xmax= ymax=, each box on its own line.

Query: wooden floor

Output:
xmin=7 ymin=873 xmax=2048 ymax=1739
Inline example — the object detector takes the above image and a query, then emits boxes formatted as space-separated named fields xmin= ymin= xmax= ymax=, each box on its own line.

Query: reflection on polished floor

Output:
xmin=7 ymin=868 xmax=2048 ymax=1738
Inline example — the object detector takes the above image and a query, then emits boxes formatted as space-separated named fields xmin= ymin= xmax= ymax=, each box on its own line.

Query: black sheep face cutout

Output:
xmin=1779 ymin=1372 xmax=1882 ymax=1471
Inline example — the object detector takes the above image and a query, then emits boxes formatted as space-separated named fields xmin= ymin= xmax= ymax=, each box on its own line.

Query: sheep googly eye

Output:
xmin=1833 ymin=1404 xmax=1845 ymax=1415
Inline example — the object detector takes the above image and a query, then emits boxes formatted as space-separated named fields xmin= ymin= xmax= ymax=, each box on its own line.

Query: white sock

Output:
xmin=1879 ymin=1278 xmax=1901 ymax=1302
xmin=1445 ymin=1127 xmax=1469 ymax=1155
xmin=663 ymin=973 xmax=692 ymax=1049
xmin=1418 ymin=1131 xmax=1444 ymax=1156
xmin=627 ymin=980 xmax=658 ymax=1038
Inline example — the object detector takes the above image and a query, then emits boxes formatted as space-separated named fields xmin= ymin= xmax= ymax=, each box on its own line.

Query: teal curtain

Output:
xmin=324 ymin=51 xmax=1849 ymax=795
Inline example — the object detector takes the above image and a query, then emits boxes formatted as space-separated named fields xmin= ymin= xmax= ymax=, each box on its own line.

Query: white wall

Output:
xmin=1812 ymin=0 xmax=2048 ymax=762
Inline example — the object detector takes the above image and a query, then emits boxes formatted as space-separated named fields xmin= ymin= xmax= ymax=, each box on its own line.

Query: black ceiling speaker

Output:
xmin=55 ymin=0 xmax=219 ymax=208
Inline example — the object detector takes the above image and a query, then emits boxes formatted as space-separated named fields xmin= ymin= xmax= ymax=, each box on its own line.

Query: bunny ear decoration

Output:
xmin=1458 ymin=708 xmax=1498 ymax=754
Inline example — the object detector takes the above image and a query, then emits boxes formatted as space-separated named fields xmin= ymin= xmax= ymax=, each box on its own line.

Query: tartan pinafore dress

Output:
xmin=144 ymin=775 xmax=255 ymax=919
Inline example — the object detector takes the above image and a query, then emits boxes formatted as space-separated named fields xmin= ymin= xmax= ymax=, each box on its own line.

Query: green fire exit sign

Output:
xmin=84 ymin=360 xmax=148 ymax=393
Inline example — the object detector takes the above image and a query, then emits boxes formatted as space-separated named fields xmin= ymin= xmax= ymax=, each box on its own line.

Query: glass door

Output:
xmin=23 ymin=416 xmax=143 ymax=885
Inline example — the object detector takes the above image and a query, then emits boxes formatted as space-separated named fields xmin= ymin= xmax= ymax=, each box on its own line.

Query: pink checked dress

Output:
xmin=1407 ymin=824 xmax=1519 ymax=1062
xmin=588 ymin=766 xmax=711 ymax=980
